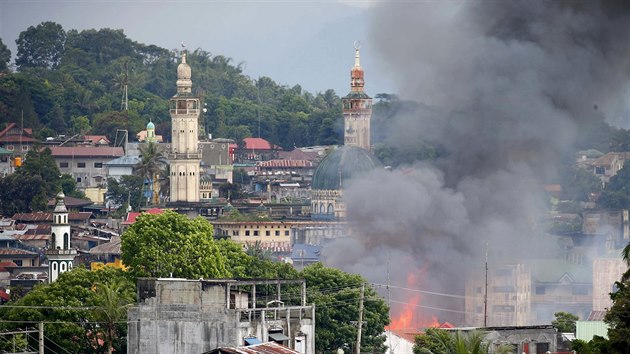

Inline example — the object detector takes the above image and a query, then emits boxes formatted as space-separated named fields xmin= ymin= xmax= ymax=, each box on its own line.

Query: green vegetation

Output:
xmin=413 ymin=328 xmax=513 ymax=354
xmin=551 ymin=311 xmax=579 ymax=333
xmin=0 ymin=267 xmax=135 ymax=353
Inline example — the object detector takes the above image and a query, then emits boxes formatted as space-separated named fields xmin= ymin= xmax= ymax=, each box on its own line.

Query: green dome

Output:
xmin=311 ymin=146 xmax=380 ymax=190
xmin=146 ymin=121 xmax=155 ymax=129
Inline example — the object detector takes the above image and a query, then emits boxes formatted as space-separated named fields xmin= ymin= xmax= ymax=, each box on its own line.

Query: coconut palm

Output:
xmin=92 ymin=279 xmax=135 ymax=354
xmin=135 ymin=141 xmax=168 ymax=206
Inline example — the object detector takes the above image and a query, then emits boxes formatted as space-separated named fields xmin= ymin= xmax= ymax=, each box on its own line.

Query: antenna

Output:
xmin=120 ymin=61 xmax=129 ymax=111
xmin=484 ymin=243 xmax=488 ymax=327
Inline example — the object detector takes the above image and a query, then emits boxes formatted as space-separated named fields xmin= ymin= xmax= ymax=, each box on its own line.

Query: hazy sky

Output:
xmin=0 ymin=0 xmax=395 ymax=96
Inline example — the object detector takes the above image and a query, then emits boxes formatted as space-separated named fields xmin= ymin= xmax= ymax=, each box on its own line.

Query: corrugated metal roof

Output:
xmin=89 ymin=236 xmax=121 ymax=255
xmin=204 ymin=342 xmax=301 ymax=354
xmin=12 ymin=212 xmax=92 ymax=222
xmin=258 ymin=160 xmax=314 ymax=168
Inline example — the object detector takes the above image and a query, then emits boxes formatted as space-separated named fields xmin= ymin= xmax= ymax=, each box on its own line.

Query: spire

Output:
xmin=350 ymin=41 xmax=365 ymax=92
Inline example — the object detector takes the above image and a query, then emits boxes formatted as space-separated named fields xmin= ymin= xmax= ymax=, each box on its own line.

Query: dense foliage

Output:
xmin=1 ymin=22 xmax=345 ymax=150
xmin=551 ymin=311 xmax=579 ymax=333
xmin=413 ymin=328 xmax=512 ymax=354
xmin=0 ymin=267 xmax=135 ymax=354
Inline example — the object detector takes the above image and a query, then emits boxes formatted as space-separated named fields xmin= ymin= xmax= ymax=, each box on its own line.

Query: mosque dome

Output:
xmin=146 ymin=120 xmax=155 ymax=129
xmin=311 ymin=146 xmax=380 ymax=190
xmin=177 ymin=54 xmax=191 ymax=80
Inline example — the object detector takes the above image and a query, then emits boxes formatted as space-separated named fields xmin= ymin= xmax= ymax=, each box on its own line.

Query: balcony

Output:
xmin=170 ymin=108 xmax=200 ymax=116
xmin=168 ymin=152 xmax=202 ymax=160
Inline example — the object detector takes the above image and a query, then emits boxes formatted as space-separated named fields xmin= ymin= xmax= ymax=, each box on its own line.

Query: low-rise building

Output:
xmin=50 ymin=146 xmax=124 ymax=188
xmin=127 ymin=278 xmax=315 ymax=354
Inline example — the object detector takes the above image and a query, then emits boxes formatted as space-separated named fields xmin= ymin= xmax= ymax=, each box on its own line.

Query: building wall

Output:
xmin=127 ymin=279 xmax=314 ymax=354
xmin=56 ymin=156 xmax=110 ymax=188
xmin=593 ymin=258 xmax=625 ymax=311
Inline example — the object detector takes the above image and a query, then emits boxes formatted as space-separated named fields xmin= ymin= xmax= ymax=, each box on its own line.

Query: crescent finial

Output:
xmin=353 ymin=40 xmax=361 ymax=50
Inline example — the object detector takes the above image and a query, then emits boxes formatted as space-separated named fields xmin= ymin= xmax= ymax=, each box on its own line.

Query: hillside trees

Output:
xmin=0 ymin=38 xmax=10 ymax=72
xmin=15 ymin=22 xmax=66 ymax=70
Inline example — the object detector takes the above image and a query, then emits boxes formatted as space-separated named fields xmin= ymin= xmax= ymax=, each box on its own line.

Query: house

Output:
xmin=49 ymin=146 xmax=124 ymax=188
xmin=235 ymin=137 xmax=281 ymax=163
xmin=589 ymin=152 xmax=630 ymax=186
xmin=127 ymin=278 xmax=315 ymax=354
xmin=0 ymin=123 xmax=37 ymax=156
xmin=200 ymin=138 xmax=235 ymax=185
xmin=89 ymin=236 xmax=125 ymax=270
xmin=204 ymin=342 xmax=303 ymax=354
xmin=0 ymin=234 xmax=40 ymax=268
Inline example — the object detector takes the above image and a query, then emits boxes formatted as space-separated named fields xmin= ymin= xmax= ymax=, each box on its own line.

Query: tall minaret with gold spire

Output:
xmin=169 ymin=46 xmax=201 ymax=202
xmin=342 ymin=42 xmax=372 ymax=150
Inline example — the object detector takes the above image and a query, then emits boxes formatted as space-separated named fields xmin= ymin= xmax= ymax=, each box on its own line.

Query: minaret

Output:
xmin=342 ymin=42 xmax=372 ymax=150
xmin=146 ymin=120 xmax=156 ymax=143
xmin=46 ymin=192 xmax=76 ymax=283
xmin=169 ymin=47 xmax=201 ymax=202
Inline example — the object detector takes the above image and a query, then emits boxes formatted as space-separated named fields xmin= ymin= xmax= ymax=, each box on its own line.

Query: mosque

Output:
xmin=310 ymin=44 xmax=381 ymax=220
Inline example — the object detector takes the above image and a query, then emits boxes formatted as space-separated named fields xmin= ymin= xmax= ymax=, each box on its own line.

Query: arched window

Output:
xmin=327 ymin=203 xmax=334 ymax=214
xmin=68 ymin=261 xmax=73 ymax=269
xmin=63 ymin=233 xmax=69 ymax=249
xmin=60 ymin=262 xmax=67 ymax=272
xmin=319 ymin=204 xmax=325 ymax=214
xmin=51 ymin=233 xmax=56 ymax=247
xmin=52 ymin=262 xmax=57 ymax=271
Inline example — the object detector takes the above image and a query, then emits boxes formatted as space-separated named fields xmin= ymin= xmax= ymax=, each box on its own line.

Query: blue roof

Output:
xmin=290 ymin=244 xmax=321 ymax=261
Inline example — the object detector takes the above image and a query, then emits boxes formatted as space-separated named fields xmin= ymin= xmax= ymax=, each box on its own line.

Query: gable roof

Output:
xmin=83 ymin=135 xmax=110 ymax=145
xmin=0 ymin=123 xmax=36 ymax=143
xmin=124 ymin=208 xmax=165 ymax=224
xmin=204 ymin=342 xmax=301 ymax=354
xmin=242 ymin=137 xmax=279 ymax=150
xmin=89 ymin=236 xmax=121 ymax=255
xmin=49 ymin=146 xmax=124 ymax=158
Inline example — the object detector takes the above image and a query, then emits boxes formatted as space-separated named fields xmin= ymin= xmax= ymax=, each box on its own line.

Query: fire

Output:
xmin=386 ymin=263 xmax=443 ymax=330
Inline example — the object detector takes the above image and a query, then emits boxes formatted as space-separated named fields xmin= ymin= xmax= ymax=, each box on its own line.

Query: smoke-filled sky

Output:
xmin=323 ymin=0 xmax=630 ymax=325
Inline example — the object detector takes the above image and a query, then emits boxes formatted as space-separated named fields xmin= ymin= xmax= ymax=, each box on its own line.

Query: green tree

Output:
xmin=92 ymin=279 xmax=135 ymax=354
xmin=16 ymin=147 xmax=62 ymax=194
xmin=413 ymin=329 xmax=512 ymax=354
xmin=0 ymin=267 xmax=134 ymax=353
xmin=598 ymin=163 xmax=630 ymax=209
xmin=0 ymin=38 xmax=11 ymax=72
xmin=135 ymin=141 xmax=167 ymax=206
xmin=551 ymin=311 xmax=578 ymax=333
xmin=15 ymin=21 xmax=66 ymax=70
xmin=121 ymin=210 xmax=230 ymax=279
xmin=0 ymin=174 xmax=48 ymax=215
xmin=604 ymin=281 xmax=630 ymax=352
xmin=106 ymin=175 xmax=144 ymax=211
xmin=301 ymin=263 xmax=389 ymax=354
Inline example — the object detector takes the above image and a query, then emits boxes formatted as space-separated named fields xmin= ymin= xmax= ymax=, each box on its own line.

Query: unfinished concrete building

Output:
xmin=127 ymin=278 xmax=315 ymax=354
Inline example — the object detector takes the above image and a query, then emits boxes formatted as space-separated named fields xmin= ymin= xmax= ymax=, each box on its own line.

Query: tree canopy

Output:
xmin=0 ymin=267 xmax=135 ymax=354
xmin=121 ymin=210 xmax=230 ymax=278
xmin=301 ymin=263 xmax=389 ymax=354
xmin=551 ymin=311 xmax=579 ymax=333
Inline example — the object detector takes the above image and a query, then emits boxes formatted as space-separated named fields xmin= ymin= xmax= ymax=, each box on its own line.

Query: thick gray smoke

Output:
xmin=322 ymin=1 xmax=630 ymax=325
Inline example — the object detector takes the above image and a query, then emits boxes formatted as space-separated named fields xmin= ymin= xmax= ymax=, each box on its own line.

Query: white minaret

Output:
xmin=47 ymin=192 xmax=76 ymax=283
xmin=342 ymin=42 xmax=372 ymax=150
xmin=169 ymin=47 xmax=201 ymax=202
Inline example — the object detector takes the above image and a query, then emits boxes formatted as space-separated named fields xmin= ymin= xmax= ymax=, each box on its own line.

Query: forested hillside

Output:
xmin=0 ymin=22 xmax=343 ymax=149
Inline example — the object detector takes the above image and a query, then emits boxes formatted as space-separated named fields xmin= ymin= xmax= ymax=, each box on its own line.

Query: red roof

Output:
xmin=0 ymin=123 xmax=35 ymax=142
xmin=277 ymin=149 xmax=319 ymax=162
xmin=49 ymin=146 xmax=124 ymax=158
xmin=0 ymin=289 xmax=9 ymax=301
xmin=125 ymin=208 xmax=165 ymax=224
xmin=243 ymin=138 xmax=276 ymax=150
xmin=0 ymin=135 xmax=36 ymax=143
xmin=83 ymin=135 xmax=110 ymax=144
xmin=0 ymin=248 xmax=38 ymax=256
xmin=0 ymin=261 xmax=18 ymax=272
xmin=204 ymin=342 xmax=301 ymax=354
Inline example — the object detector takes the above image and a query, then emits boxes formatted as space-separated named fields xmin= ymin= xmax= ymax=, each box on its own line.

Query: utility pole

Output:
xmin=484 ymin=244 xmax=488 ymax=327
xmin=39 ymin=321 xmax=44 ymax=354
xmin=356 ymin=283 xmax=365 ymax=354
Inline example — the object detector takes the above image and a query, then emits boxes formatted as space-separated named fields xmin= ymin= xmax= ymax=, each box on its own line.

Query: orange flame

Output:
xmin=386 ymin=262 xmax=442 ymax=330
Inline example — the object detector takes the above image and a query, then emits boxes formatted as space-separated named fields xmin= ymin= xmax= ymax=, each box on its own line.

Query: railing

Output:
xmin=170 ymin=108 xmax=200 ymax=116
xmin=46 ymin=249 xmax=77 ymax=255
xmin=168 ymin=152 xmax=202 ymax=160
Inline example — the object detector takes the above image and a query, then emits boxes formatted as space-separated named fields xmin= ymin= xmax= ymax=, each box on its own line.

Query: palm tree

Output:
xmin=415 ymin=329 xmax=514 ymax=354
xmin=135 ymin=141 xmax=167 ymax=206
xmin=92 ymin=280 xmax=135 ymax=354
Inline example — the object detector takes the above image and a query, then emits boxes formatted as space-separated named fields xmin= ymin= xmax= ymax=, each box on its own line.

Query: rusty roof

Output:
xmin=89 ymin=236 xmax=121 ymax=255
xmin=49 ymin=146 xmax=124 ymax=157
xmin=204 ymin=342 xmax=301 ymax=354
xmin=12 ymin=212 xmax=92 ymax=222
xmin=0 ymin=248 xmax=38 ymax=256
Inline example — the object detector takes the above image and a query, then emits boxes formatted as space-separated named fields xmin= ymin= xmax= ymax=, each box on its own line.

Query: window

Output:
xmin=245 ymin=230 xmax=250 ymax=236
xmin=275 ymin=230 xmax=280 ymax=236
xmin=13 ymin=260 xmax=23 ymax=266
xmin=253 ymin=231 xmax=259 ymax=236
xmin=536 ymin=343 xmax=549 ymax=354
xmin=60 ymin=162 xmax=69 ymax=168
xmin=76 ymin=177 xmax=82 ymax=183
xmin=573 ymin=285 xmax=589 ymax=295
xmin=535 ymin=286 xmax=546 ymax=295
xmin=492 ymin=305 xmax=514 ymax=312
xmin=6 ymin=145 xmax=13 ymax=151
xmin=22 ymin=145 xmax=29 ymax=151
xmin=232 ymin=230 xmax=239 ymax=236
xmin=77 ymin=162 xmax=86 ymax=168
xmin=94 ymin=162 xmax=103 ymax=168
xmin=284 ymin=230 xmax=289 ymax=236
xmin=266 ymin=231 xmax=270 ymax=236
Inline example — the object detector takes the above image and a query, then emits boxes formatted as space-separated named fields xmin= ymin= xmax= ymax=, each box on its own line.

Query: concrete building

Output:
xmin=169 ymin=50 xmax=201 ymax=203
xmin=127 ymin=278 xmax=315 ymax=354
xmin=0 ymin=123 xmax=37 ymax=156
xmin=309 ymin=45 xmax=380 ymax=221
xmin=0 ymin=147 xmax=13 ymax=176
xmin=592 ymin=256 xmax=625 ymax=312
xmin=50 ymin=146 xmax=124 ymax=188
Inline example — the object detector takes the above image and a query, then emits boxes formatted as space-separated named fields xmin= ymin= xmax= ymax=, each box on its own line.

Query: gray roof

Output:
xmin=105 ymin=155 xmax=141 ymax=167
xmin=311 ymin=146 xmax=380 ymax=190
